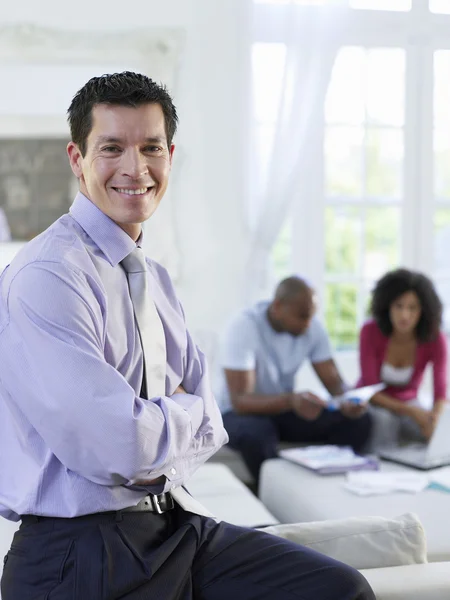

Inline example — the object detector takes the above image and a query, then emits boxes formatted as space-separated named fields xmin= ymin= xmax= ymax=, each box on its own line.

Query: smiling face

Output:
xmin=67 ymin=102 xmax=174 ymax=240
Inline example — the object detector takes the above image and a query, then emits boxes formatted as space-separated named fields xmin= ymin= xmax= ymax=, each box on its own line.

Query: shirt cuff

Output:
xmin=171 ymin=392 xmax=204 ymax=435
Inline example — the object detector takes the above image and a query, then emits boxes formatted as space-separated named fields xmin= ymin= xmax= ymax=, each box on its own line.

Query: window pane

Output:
xmin=365 ymin=207 xmax=400 ymax=279
xmin=325 ymin=206 xmax=361 ymax=275
xmin=326 ymin=47 xmax=365 ymax=125
xmin=252 ymin=43 xmax=286 ymax=124
xmin=325 ymin=283 xmax=359 ymax=349
xmin=366 ymin=49 xmax=405 ymax=127
xmin=430 ymin=0 xmax=450 ymax=14
xmin=434 ymin=208 xmax=450 ymax=276
xmin=361 ymin=279 xmax=375 ymax=321
xmin=434 ymin=133 xmax=450 ymax=198
xmin=325 ymin=127 xmax=363 ymax=197
xmin=434 ymin=51 xmax=450 ymax=198
xmin=350 ymin=0 xmax=411 ymax=9
xmin=434 ymin=51 xmax=450 ymax=127
xmin=366 ymin=129 xmax=403 ymax=197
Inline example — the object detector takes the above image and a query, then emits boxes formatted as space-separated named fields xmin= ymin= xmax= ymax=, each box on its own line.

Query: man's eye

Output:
xmin=102 ymin=146 xmax=121 ymax=153
xmin=144 ymin=146 xmax=162 ymax=153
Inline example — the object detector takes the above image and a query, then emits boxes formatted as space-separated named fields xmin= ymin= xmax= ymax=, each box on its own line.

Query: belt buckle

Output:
xmin=150 ymin=493 xmax=174 ymax=514
xmin=150 ymin=494 xmax=164 ymax=514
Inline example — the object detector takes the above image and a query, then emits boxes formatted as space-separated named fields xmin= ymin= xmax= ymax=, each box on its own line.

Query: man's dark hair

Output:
xmin=274 ymin=276 xmax=313 ymax=304
xmin=371 ymin=268 xmax=442 ymax=342
xmin=67 ymin=71 xmax=178 ymax=156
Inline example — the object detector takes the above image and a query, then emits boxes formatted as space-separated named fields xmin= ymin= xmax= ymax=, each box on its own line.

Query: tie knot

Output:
xmin=121 ymin=247 xmax=147 ymax=274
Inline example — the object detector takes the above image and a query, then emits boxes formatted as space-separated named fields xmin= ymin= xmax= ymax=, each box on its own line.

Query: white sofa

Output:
xmin=1 ymin=463 xmax=449 ymax=599
xmin=259 ymin=458 xmax=450 ymax=562
xmin=189 ymin=463 xmax=450 ymax=600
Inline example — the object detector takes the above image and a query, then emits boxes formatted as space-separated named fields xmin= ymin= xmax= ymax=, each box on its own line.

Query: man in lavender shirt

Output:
xmin=0 ymin=72 xmax=374 ymax=599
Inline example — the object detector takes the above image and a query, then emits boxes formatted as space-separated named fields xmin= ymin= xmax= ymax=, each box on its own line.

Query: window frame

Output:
xmin=252 ymin=0 xmax=450 ymax=351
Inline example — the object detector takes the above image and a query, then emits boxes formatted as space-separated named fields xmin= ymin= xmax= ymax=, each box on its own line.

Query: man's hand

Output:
xmin=406 ymin=406 xmax=436 ymax=440
xmin=290 ymin=391 xmax=326 ymax=421
xmin=339 ymin=401 xmax=368 ymax=419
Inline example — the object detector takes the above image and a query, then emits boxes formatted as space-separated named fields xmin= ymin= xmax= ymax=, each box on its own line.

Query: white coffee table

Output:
xmin=259 ymin=458 xmax=450 ymax=562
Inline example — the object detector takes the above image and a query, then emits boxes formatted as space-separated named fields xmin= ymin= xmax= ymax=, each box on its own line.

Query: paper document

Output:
xmin=327 ymin=383 xmax=386 ymax=411
xmin=280 ymin=445 xmax=379 ymax=475
xmin=428 ymin=466 xmax=450 ymax=493
xmin=344 ymin=471 xmax=429 ymax=496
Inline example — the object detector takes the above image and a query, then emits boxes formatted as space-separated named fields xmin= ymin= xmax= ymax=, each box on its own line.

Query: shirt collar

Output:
xmin=69 ymin=192 xmax=139 ymax=266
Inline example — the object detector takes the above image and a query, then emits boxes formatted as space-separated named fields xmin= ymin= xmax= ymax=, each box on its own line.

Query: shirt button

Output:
xmin=171 ymin=485 xmax=176 ymax=490
xmin=170 ymin=467 xmax=177 ymax=475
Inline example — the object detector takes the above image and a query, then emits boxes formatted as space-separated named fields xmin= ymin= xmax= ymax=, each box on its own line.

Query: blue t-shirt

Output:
xmin=216 ymin=300 xmax=333 ymax=414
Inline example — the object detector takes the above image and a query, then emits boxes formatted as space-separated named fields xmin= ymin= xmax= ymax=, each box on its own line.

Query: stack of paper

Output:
xmin=344 ymin=471 xmax=429 ymax=496
xmin=326 ymin=383 xmax=386 ymax=411
xmin=280 ymin=445 xmax=379 ymax=475
xmin=428 ymin=466 xmax=450 ymax=493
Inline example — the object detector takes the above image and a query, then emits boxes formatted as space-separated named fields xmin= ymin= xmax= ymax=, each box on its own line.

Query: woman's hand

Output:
xmin=340 ymin=401 xmax=368 ymax=419
xmin=406 ymin=406 xmax=436 ymax=440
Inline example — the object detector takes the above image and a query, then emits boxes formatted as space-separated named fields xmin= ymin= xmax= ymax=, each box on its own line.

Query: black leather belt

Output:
xmin=21 ymin=493 xmax=175 ymax=524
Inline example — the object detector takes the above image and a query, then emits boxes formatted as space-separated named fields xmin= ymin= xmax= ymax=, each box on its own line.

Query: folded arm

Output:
xmin=2 ymin=262 xmax=226 ymax=488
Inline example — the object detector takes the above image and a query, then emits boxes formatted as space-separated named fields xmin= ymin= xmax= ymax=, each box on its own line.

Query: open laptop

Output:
xmin=380 ymin=404 xmax=450 ymax=470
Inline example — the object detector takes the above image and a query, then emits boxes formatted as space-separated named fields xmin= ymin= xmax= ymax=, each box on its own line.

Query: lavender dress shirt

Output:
xmin=0 ymin=193 xmax=227 ymax=521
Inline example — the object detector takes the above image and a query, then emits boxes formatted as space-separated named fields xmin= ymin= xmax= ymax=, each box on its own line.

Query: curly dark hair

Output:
xmin=67 ymin=71 xmax=178 ymax=157
xmin=371 ymin=268 xmax=442 ymax=342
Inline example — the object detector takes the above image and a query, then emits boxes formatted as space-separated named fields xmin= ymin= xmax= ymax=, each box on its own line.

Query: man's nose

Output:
xmin=121 ymin=149 xmax=148 ymax=179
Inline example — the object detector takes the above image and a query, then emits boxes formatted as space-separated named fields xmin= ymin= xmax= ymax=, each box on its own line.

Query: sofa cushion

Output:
xmin=360 ymin=562 xmax=450 ymax=600
xmin=259 ymin=512 xmax=426 ymax=570
xmin=187 ymin=463 xmax=278 ymax=527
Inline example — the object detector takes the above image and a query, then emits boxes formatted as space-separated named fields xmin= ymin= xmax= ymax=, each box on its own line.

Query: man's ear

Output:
xmin=169 ymin=143 xmax=175 ymax=167
xmin=67 ymin=142 xmax=83 ymax=179
xmin=272 ymin=299 xmax=282 ymax=315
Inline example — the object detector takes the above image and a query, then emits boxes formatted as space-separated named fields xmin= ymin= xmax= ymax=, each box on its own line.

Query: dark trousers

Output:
xmin=223 ymin=409 xmax=372 ymax=482
xmin=1 ymin=505 xmax=374 ymax=599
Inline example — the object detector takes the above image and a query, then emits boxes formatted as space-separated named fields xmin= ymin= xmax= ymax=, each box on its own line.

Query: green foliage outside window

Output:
xmin=272 ymin=204 xmax=399 ymax=350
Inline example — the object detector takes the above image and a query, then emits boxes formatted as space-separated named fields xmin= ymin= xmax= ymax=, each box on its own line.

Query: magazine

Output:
xmin=279 ymin=445 xmax=379 ymax=475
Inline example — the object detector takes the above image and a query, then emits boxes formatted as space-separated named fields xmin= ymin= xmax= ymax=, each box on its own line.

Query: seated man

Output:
xmin=217 ymin=276 xmax=372 ymax=482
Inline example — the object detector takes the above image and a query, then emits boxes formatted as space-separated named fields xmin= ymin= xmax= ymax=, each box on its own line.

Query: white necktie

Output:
xmin=121 ymin=247 xmax=216 ymax=518
xmin=121 ymin=247 xmax=166 ymax=398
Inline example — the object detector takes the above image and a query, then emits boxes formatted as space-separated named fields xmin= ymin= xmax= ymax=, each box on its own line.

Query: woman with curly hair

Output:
xmin=357 ymin=268 xmax=448 ymax=451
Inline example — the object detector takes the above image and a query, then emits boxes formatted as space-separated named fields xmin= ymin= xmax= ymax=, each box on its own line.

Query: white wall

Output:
xmin=0 ymin=0 xmax=251 ymax=574
xmin=0 ymin=0 xmax=250 ymax=337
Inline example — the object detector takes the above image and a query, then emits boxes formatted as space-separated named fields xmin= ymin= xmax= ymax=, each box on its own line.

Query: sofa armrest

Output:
xmin=259 ymin=513 xmax=427 ymax=570
xmin=360 ymin=562 xmax=450 ymax=600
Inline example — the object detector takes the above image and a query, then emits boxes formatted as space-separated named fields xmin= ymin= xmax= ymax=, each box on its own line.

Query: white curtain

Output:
xmin=245 ymin=3 xmax=347 ymax=303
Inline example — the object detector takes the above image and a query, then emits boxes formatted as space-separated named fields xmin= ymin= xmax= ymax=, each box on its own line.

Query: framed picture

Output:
xmin=0 ymin=138 xmax=75 ymax=241
xmin=0 ymin=24 xmax=183 ymax=276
